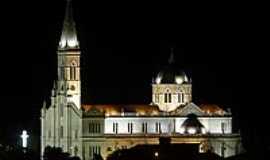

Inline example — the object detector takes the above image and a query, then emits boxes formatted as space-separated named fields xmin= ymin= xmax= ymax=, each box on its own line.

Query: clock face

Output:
xmin=71 ymin=85 xmax=76 ymax=91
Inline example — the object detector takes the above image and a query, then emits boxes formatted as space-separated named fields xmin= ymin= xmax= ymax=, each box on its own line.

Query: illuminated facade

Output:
xmin=40 ymin=1 xmax=243 ymax=159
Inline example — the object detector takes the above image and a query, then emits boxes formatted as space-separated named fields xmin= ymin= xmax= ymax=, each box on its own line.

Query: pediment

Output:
xmin=85 ymin=106 xmax=104 ymax=116
xmin=177 ymin=103 xmax=205 ymax=116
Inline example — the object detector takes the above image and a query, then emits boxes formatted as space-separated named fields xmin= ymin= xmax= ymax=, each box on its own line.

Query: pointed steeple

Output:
xmin=168 ymin=48 xmax=175 ymax=64
xmin=51 ymin=81 xmax=57 ymax=96
xmin=59 ymin=0 xmax=79 ymax=49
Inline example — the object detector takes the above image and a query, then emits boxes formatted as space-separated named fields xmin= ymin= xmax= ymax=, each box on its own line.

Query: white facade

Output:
xmin=103 ymin=116 xmax=232 ymax=135
xmin=40 ymin=1 xmax=244 ymax=159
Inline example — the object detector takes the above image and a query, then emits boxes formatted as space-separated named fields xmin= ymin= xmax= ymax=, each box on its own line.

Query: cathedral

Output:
xmin=41 ymin=1 xmax=243 ymax=159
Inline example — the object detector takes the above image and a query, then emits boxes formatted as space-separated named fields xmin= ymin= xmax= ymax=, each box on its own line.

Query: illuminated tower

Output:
xmin=152 ymin=50 xmax=192 ymax=112
xmin=57 ymin=0 xmax=81 ymax=109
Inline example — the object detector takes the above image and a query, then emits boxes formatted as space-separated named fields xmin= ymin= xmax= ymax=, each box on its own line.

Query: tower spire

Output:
xmin=59 ymin=0 xmax=79 ymax=49
xmin=168 ymin=48 xmax=175 ymax=64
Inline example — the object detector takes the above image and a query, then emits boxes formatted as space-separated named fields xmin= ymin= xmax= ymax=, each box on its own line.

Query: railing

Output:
xmin=101 ymin=133 xmax=241 ymax=138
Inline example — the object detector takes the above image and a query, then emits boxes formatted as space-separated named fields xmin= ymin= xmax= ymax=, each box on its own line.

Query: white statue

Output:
xmin=21 ymin=130 xmax=29 ymax=148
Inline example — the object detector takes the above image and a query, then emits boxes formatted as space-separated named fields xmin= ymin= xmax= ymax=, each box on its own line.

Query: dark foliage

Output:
xmin=43 ymin=146 xmax=81 ymax=160
xmin=0 ymin=145 xmax=39 ymax=160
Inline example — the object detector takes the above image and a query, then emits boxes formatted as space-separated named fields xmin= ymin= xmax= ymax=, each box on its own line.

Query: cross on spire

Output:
xmin=168 ymin=48 xmax=175 ymax=64
xmin=59 ymin=0 xmax=79 ymax=49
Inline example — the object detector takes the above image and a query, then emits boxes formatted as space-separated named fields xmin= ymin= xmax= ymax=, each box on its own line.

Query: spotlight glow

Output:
xmin=155 ymin=76 xmax=162 ymax=84
xmin=201 ymin=128 xmax=207 ymax=134
xmin=179 ymin=127 xmax=185 ymax=134
xmin=175 ymin=76 xmax=183 ymax=84
xmin=187 ymin=128 xmax=196 ymax=134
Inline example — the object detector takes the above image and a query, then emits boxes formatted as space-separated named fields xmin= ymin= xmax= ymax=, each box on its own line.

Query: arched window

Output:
xmin=60 ymin=104 xmax=64 ymax=117
xmin=182 ymin=93 xmax=184 ymax=102
xmin=60 ymin=126 xmax=64 ymax=138
xmin=178 ymin=92 xmax=185 ymax=103
xmin=168 ymin=93 xmax=172 ymax=103
xmin=113 ymin=123 xmax=118 ymax=134
xmin=155 ymin=94 xmax=159 ymax=103
xmin=164 ymin=89 xmax=171 ymax=103
xmin=70 ymin=61 xmax=77 ymax=80
xmin=142 ymin=122 xmax=147 ymax=133
xmin=164 ymin=92 xmax=172 ymax=103
xmin=128 ymin=123 xmax=133 ymax=134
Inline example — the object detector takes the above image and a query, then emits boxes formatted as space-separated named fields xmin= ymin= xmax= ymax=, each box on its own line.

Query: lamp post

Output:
xmin=154 ymin=151 xmax=159 ymax=160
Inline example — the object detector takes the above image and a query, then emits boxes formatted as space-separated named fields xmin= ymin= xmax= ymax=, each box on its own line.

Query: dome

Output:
xmin=155 ymin=66 xmax=190 ymax=84
xmin=179 ymin=114 xmax=206 ymax=134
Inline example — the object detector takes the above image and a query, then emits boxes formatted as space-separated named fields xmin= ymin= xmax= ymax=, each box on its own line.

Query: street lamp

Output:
xmin=154 ymin=151 xmax=159 ymax=159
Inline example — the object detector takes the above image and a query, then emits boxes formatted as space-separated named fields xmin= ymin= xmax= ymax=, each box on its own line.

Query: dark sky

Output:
xmin=0 ymin=0 xmax=269 ymax=152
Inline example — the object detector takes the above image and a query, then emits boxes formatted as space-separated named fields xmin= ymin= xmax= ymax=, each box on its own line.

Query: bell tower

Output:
xmin=57 ymin=0 xmax=81 ymax=109
xmin=152 ymin=50 xmax=192 ymax=112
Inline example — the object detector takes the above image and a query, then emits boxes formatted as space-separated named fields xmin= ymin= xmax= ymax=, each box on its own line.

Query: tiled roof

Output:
xmin=82 ymin=104 xmax=160 ymax=116
xmin=199 ymin=104 xmax=226 ymax=115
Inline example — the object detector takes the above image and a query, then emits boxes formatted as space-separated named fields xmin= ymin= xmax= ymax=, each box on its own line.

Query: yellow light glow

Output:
xmin=59 ymin=40 xmax=66 ymax=48
xmin=67 ymin=39 xmax=77 ymax=47
xmin=175 ymin=76 xmax=183 ymax=84
xmin=179 ymin=127 xmax=185 ymax=134
xmin=187 ymin=128 xmax=196 ymax=134
xmin=151 ymin=111 xmax=159 ymax=115
xmin=155 ymin=76 xmax=162 ymax=84
xmin=201 ymin=128 xmax=207 ymax=134
xmin=184 ymin=75 xmax=188 ymax=82
xmin=154 ymin=151 xmax=159 ymax=157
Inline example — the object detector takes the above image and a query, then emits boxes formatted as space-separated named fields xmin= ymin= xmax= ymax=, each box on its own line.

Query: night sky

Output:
xmin=0 ymin=0 xmax=269 ymax=153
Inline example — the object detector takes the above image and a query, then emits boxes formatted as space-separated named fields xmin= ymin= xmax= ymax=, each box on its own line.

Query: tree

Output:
xmin=43 ymin=146 xmax=81 ymax=160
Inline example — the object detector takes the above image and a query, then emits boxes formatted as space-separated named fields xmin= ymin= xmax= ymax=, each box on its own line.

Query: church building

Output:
xmin=41 ymin=1 xmax=243 ymax=159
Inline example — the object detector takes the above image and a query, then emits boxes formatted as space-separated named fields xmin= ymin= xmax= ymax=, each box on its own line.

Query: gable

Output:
xmin=177 ymin=103 xmax=205 ymax=116
xmin=84 ymin=106 xmax=104 ymax=116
